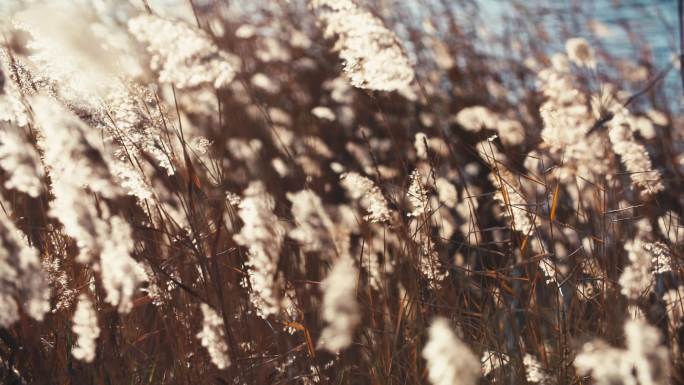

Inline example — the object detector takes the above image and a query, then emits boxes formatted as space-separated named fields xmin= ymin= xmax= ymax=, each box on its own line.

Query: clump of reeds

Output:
xmin=0 ymin=0 xmax=682 ymax=384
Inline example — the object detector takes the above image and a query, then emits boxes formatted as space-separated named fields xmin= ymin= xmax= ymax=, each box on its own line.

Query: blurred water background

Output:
xmin=480 ymin=0 xmax=682 ymax=107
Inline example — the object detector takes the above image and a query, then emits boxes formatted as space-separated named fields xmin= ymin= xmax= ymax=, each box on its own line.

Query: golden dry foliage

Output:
xmin=0 ymin=0 xmax=682 ymax=384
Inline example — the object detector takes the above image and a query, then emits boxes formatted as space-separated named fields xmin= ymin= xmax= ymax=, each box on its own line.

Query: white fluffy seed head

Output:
xmin=574 ymin=319 xmax=670 ymax=385
xmin=197 ymin=304 xmax=231 ymax=369
xmin=129 ymin=15 xmax=235 ymax=89
xmin=340 ymin=172 xmax=392 ymax=223
xmin=312 ymin=0 xmax=414 ymax=91
xmin=0 ymin=126 xmax=44 ymax=197
xmin=234 ymin=182 xmax=286 ymax=318
xmin=565 ymin=37 xmax=596 ymax=68
xmin=71 ymin=295 xmax=100 ymax=363
xmin=318 ymin=257 xmax=360 ymax=353
xmin=422 ymin=317 xmax=480 ymax=385
xmin=0 ymin=209 xmax=51 ymax=327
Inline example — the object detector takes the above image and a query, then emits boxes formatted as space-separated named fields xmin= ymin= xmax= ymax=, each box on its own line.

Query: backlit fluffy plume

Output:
xmin=31 ymin=95 xmax=116 ymax=262
xmin=417 ymin=240 xmax=449 ymax=285
xmin=413 ymin=132 xmax=449 ymax=160
xmin=311 ymin=0 xmax=414 ymax=91
xmin=340 ymin=172 xmax=392 ymax=223
xmin=234 ymin=182 xmax=286 ymax=317
xmin=14 ymin=3 xmax=139 ymax=103
xmin=481 ymin=351 xmax=509 ymax=376
xmin=71 ymin=295 xmax=100 ymax=363
xmin=496 ymin=118 xmax=526 ymax=146
xmin=104 ymin=85 xmax=176 ymax=177
xmin=318 ymin=257 xmax=360 ymax=353
xmin=197 ymin=304 xmax=231 ymax=369
xmin=31 ymin=95 xmax=119 ymax=198
xmin=537 ymin=52 xmax=614 ymax=185
xmin=0 ymin=51 xmax=32 ymax=128
xmin=0 ymin=209 xmax=50 ymax=327
xmin=435 ymin=178 xmax=458 ymax=209
xmin=407 ymin=169 xmax=429 ymax=217
xmin=287 ymin=189 xmax=335 ymax=251
xmin=565 ymin=37 xmax=596 ymax=68
xmin=619 ymin=239 xmax=671 ymax=300
xmin=574 ymin=319 xmax=669 ymax=385
xmin=619 ymin=238 xmax=655 ymax=300
xmin=414 ymin=132 xmax=430 ymax=160
xmin=479 ymin=144 xmax=538 ymax=235
xmin=99 ymin=216 xmax=146 ymax=313
xmin=422 ymin=317 xmax=480 ymax=385
xmin=129 ymin=15 xmax=235 ymax=89
xmin=608 ymin=106 xmax=664 ymax=194
xmin=32 ymin=96 xmax=145 ymax=311
xmin=524 ymin=354 xmax=553 ymax=384
xmin=455 ymin=106 xmax=497 ymax=132
xmin=287 ymin=189 xmax=349 ymax=256
xmin=0 ymin=125 xmax=44 ymax=197
xmin=659 ymin=211 xmax=684 ymax=244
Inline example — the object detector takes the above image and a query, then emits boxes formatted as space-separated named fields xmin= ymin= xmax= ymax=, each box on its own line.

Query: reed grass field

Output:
xmin=0 ymin=0 xmax=683 ymax=384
